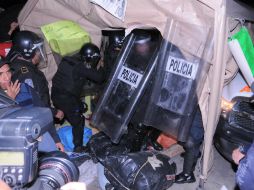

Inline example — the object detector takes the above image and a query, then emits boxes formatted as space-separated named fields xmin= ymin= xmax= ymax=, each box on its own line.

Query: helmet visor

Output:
xmin=32 ymin=41 xmax=48 ymax=68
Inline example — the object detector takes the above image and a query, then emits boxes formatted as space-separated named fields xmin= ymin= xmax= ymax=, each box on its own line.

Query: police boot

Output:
xmin=175 ymin=149 xmax=196 ymax=184
xmin=175 ymin=172 xmax=196 ymax=184
xmin=73 ymin=146 xmax=89 ymax=153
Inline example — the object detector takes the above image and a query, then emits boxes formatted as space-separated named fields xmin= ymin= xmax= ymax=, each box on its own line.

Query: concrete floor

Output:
xmin=78 ymin=145 xmax=239 ymax=190
xmin=169 ymin=146 xmax=238 ymax=190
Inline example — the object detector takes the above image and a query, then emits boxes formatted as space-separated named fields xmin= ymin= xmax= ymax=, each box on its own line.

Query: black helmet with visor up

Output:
xmin=7 ymin=30 xmax=46 ymax=62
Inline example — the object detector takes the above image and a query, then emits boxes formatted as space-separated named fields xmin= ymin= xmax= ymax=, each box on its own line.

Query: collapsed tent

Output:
xmin=17 ymin=0 xmax=254 ymax=189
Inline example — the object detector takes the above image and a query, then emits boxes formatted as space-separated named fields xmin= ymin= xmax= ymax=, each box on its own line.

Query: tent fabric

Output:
xmin=17 ymin=0 xmax=240 ymax=187
xmin=18 ymin=0 xmax=222 ymax=113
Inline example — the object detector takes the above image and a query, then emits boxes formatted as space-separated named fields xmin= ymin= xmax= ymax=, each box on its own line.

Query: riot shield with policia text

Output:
xmin=144 ymin=19 xmax=213 ymax=142
xmin=92 ymin=28 xmax=162 ymax=143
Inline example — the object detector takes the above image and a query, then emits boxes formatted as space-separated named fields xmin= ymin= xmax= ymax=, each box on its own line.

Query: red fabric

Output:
xmin=157 ymin=133 xmax=177 ymax=149
xmin=0 ymin=42 xmax=12 ymax=57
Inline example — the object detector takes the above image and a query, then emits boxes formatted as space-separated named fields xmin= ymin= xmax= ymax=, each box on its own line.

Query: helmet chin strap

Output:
xmin=5 ymin=50 xmax=22 ymax=62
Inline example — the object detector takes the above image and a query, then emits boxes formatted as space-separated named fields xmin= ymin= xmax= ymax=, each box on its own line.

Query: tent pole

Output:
xmin=198 ymin=0 xmax=227 ymax=189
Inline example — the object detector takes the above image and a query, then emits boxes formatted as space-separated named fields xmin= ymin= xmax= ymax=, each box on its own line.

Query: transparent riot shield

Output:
xmin=92 ymin=28 xmax=162 ymax=143
xmin=144 ymin=19 xmax=213 ymax=142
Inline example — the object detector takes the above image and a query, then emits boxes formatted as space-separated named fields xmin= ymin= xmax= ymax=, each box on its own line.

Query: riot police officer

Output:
xmin=51 ymin=42 xmax=105 ymax=153
xmin=101 ymin=29 xmax=125 ymax=80
xmin=6 ymin=30 xmax=65 ymax=152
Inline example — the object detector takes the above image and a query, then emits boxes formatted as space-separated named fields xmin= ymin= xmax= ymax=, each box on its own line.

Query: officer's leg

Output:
xmin=183 ymin=113 xmax=204 ymax=174
xmin=175 ymin=108 xmax=204 ymax=184
xmin=175 ymin=137 xmax=201 ymax=183
xmin=183 ymin=136 xmax=201 ymax=172
xmin=65 ymin=109 xmax=85 ymax=152
xmin=52 ymin=94 xmax=86 ymax=152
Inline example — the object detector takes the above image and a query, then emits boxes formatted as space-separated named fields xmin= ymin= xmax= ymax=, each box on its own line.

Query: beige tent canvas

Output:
xmin=17 ymin=0 xmax=254 ymax=188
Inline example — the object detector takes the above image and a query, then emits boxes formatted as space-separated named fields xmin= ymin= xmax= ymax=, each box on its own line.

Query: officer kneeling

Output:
xmin=51 ymin=43 xmax=105 ymax=153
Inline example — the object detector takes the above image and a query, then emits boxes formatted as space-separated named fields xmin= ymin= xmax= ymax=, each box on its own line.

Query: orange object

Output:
xmin=157 ymin=132 xmax=177 ymax=149
xmin=240 ymin=86 xmax=251 ymax=92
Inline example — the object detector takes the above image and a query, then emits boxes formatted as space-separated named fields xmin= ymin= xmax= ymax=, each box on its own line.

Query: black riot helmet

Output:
xmin=80 ymin=43 xmax=101 ymax=69
xmin=102 ymin=29 xmax=125 ymax=50
xmin=8 ymin=30 xmax=46 ymax=62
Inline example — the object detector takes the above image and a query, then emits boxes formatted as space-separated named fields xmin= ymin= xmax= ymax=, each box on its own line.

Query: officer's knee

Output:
xmin=184 ymin=136 xmax=197 ymax=150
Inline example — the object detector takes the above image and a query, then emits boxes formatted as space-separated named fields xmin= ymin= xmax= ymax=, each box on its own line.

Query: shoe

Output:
xmin=73 ymin=146 xmax=89 ymax=153
xmin=175 ymin=172 xmax=196 ymax=184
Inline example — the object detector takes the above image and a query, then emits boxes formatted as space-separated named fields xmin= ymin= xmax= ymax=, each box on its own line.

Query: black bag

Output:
xmin=104 ymin=151 xmax=176 ymax=190
xmin=87 ymin=125 xmax=161 ymax=164
xmin=87 ymin=132 xmax=130 ymax=164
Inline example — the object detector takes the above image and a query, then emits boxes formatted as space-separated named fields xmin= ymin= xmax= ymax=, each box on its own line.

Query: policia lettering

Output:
xmin=117 ymin=66 xmax=143 ymax=88
xmin=121 ymin=68 xmax=138 ymax=85
xmin=166 ymin=56 xmax=197 ymax=79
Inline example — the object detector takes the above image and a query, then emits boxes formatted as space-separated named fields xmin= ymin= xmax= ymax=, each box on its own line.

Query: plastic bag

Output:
xmin=228 ymin=27 xmax=254 ymax=87
xmin=57 ymin=126 xmax=92 ymax=152
xmin=41 ymin=20 xmax=91 ymax=56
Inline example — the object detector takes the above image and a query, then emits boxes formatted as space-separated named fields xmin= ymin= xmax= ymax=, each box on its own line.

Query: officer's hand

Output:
xmin=55 ymin=110 xmax=64 ymax=120
xmin=232 ymin=148 xmax=245 ymax=165
xmin=8 ymin=21 xmax=19 ymax=36
xmin=6 ymin=80 xmax=20 ymax=100
xmin=56 ymin=142 xmax=65 ymax=152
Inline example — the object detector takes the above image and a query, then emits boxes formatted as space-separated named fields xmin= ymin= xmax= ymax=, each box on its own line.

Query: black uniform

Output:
xmin=51 ymin=55 xmax=104 ymax=149
xmin=9 ymin=58 xmax=61 ymax=143
xmin=175 ymin=107 xmax=204 ymax=183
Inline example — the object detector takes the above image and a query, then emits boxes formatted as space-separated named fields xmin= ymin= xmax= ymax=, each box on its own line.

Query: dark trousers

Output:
xmin=182 ymin=108 xmax=204 ymax=174
xmin=51 ymin=90 xmax=84 ymax=148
